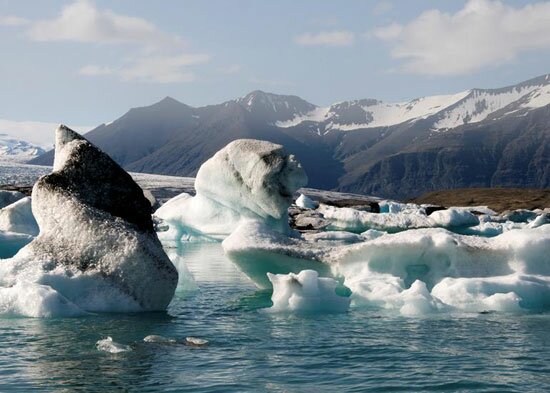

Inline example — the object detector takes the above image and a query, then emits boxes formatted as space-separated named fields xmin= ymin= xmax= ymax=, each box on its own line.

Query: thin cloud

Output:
xmin=27 ymin=0 xmax=175 ymax=47
xmin=80 ymin=53 xmax=209 ymax=83
xmin=24 ymin=0 xmax=208 ymax=83
xmin=370 ymin=0 xmax=550 ymax=76
xmin=0 ymin=16 xmax=30 ymax=26
xmin=0 ymin=119 xmax=91 ymax=148
xmin=78 ymin=65 xmax=114 ymax=76
xmin=295 ymin=30 xmax=354 ymax=47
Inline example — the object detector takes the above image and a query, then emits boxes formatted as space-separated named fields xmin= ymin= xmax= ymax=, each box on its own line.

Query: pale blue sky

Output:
xmin=1 ymin=0 xmax=549 ymax=128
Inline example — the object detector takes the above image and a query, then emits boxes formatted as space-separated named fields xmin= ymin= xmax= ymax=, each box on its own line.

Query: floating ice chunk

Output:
xmin=360 ymin=229 xmax=385 ymax=241
xmin=430 ymin=275 xmax=550 ymax=312
xmin=399 ymin=280 xmax=445 ymax=316
xmin=528 ymin=213 xmax=549 ymax=228
xmin=0 ymin=281 xmax=85 ymax=318
xmin=302 ymin=231 xmax=365 ymax=244
xmin=185 ymin=337 xmax=208 ymax=346
xmin=0 ymin=190 xmax=25 ymax=209
xmin=0 ymin=197 xmax=38 ymax=236
xmin=318 ymin=204 xmax=480 ymax=233
xmin=96 ymin=337 xmax=132 ymax=354
xmin=379 ymin=201 xmax=421 ymax=214
xmin=156 ymin=139 xmax=307 ymax=240
xmin=335 ymin=225 xmax=550 ymax=313
xmin=429 ymin=208 xmax=479 ymax=228
xmin=318 ymin=204 xmax=433 ymax=233
xmin=144 ymin=335 xmax=177 ymax=344
xmin=457 ymin=221 xmax=505 ymax=237
xmin=0 ymin=125 xmax=177 ymax=314
xmin=267 ymin=270 xmax=350 ymax=313
xmin=295 ymin=194 xmax=318 ymax=209
xmin=223 ymin=220 xmax=332 ymax=288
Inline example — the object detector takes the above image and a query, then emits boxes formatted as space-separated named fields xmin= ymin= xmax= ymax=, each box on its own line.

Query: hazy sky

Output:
xmin=1 ymin=0 xmax=550 ymax=132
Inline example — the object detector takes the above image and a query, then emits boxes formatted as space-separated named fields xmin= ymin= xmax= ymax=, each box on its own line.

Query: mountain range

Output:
xmin=0 ymin=134 xmax=46 ymax=162
xmin=30 ymin=74 xmax=550 ymax=199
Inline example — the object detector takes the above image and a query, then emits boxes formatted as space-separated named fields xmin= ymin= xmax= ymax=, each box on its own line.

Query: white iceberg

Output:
xmin=335 ymin=225 xmax=550 ymax=314
xmin=223 ymin=220 xmax=333 ymax=288
xmin=318 ymin=204 xmax=480 ymax=233
xmin=267 ymin=270 xmax=350 ymax=313
xmin=295 ymin=193 xmax=318 ymax=209
xmin=156 ymin=139 xmax=307 ymax=241
xmin=0 ymin=197 xmax=39 ymax=236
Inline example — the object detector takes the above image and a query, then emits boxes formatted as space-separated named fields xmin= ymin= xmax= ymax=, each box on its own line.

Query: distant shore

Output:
xmin=410 ymin=188 xmax=550 ymax=213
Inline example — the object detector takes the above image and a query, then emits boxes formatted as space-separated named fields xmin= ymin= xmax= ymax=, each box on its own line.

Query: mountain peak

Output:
xmin=234 ymin=90 xmax=317 ymax=124
xmin=157 ymin=96 xmax=184 ymax=105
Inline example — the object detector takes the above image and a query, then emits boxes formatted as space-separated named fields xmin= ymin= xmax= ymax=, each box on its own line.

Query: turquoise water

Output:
xmin=1 ymin=242 xmax=549 ymax=392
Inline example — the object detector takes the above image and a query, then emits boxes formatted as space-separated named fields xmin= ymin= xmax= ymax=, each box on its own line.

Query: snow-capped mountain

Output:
xmin=31 ymin=73 xmax=550 ymax=199
xmin=277 ymin=74 xmax=550 ymax=132
xmin=433 ymin=74 xmax=550 ymax=130
xmin=0 ymin=135 xmax=46 ymax=162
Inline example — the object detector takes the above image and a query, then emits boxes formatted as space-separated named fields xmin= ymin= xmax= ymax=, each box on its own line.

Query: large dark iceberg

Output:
xmin=0 ymin=125 xmax=178 ymax=315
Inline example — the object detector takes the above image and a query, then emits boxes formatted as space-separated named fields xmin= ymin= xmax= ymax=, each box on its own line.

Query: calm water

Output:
xmin=0 ymin=242 xmax=549 ymax=392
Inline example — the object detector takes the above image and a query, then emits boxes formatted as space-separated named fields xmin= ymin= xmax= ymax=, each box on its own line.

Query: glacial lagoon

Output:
xmin=0 ymin=241 xmax=547 ymax=392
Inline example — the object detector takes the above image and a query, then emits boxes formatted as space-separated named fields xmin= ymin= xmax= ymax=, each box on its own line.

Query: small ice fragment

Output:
xmin=185 ymin=337 xmax=208 ymax=346
xmin=296 ymin=194 xmax=318 ymax=209
xmin=143 ymin=335 xmax=176 ymax=344
xmin=267 ymin=270 xmax=350 ymax=313
xmin=96 ymin=337 xmax=132 ymax=353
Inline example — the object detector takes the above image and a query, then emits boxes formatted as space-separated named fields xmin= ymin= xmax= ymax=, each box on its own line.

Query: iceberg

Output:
xmin=318 ymin=204 xmax=480 ymax=233
xmin=156 ymin=139 xmax=307 ymax=241
xmin=223 ymin=220 xmax=332 ymax=288
xmin=334 ymin=225 xmax=550 ymax=314
xmin=267 ymin=270 xmax=350 ymax=313
xmin=0 ymin=197 xmax=39 ymax=236
xmin=0 ymin=125 xmax=178 ymax=316
xmin=295 ymin=193 xmax=318 ymax=209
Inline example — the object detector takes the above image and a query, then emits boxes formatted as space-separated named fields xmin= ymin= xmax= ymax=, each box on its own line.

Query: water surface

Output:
xmin=0 ymin=242 xmax=549 ymax=392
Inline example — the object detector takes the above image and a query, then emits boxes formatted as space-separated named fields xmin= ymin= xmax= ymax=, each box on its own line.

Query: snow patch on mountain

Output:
xmin=275 ymin=74 xmax=550 ymax=132
xmin=277 ymin=91 xmax=470 ymax=130
xmin=276 ymin=107 xmax=331 ymax=127
xmin=434 ymin=80 xmax=550 ymax=129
